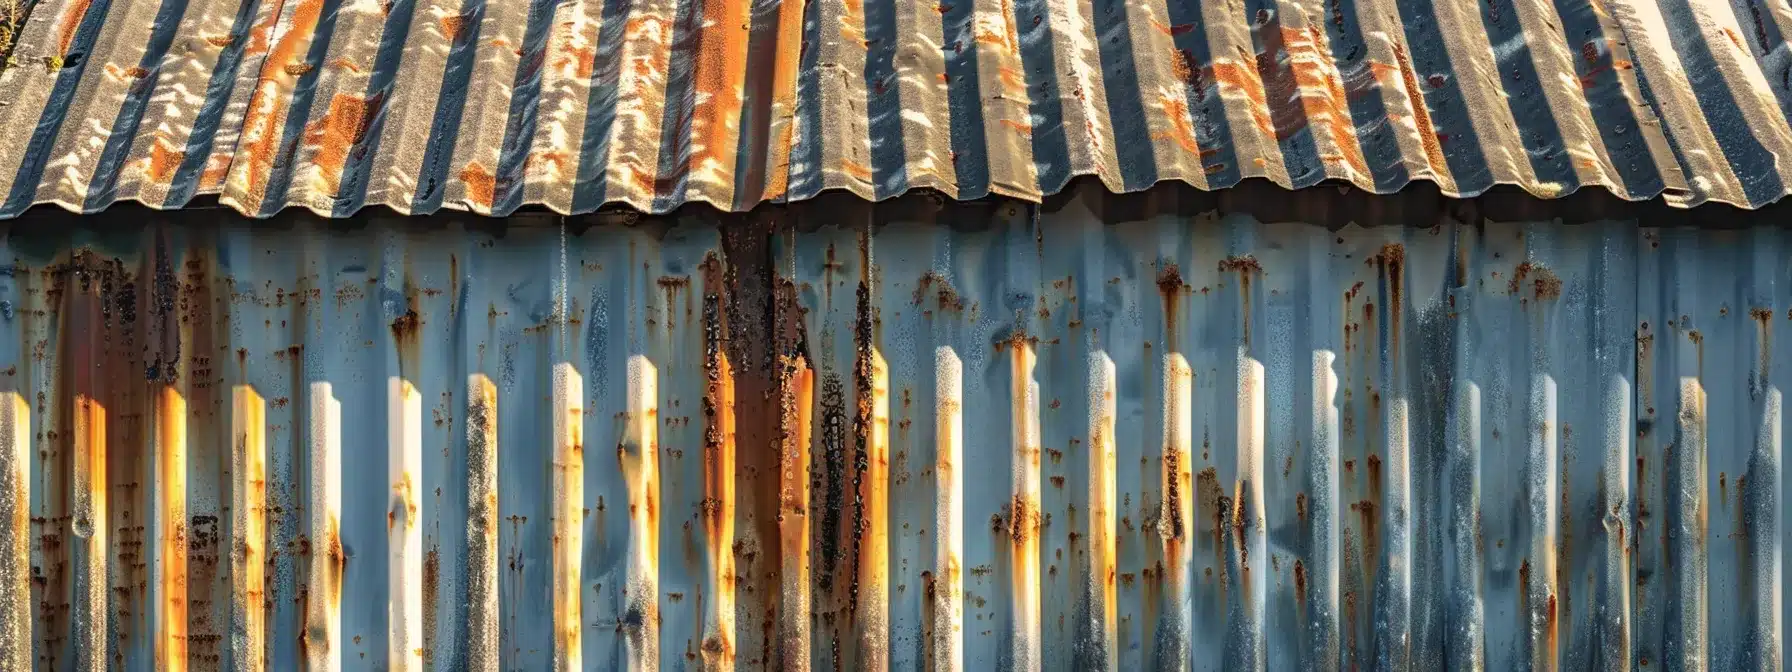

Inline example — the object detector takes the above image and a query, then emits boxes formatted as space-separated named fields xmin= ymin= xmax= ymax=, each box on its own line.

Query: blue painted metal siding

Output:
xmin=0 ymin=195 xmax=1781 ymax=670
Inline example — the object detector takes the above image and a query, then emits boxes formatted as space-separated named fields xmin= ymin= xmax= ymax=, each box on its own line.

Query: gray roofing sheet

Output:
xmin=3 ymin=0 xmax=1792 ymax=218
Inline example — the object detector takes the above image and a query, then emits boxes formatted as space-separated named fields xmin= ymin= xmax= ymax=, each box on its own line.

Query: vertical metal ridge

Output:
xmin=1594 ymin=225 xmax=1635 ymax=672
xmin=230 ymin=386 xmax=266 ymax=672
xmin=1310 ymin=343 xmax=1344 ymax=670
xmin=1524 ymin=298 xmax=1562 ymax=672
xmin=1036 ymin=0 xmax=1122 ymax=192
xmin=1743 ymin=228 xmax=1782 ymax=670
xmin=701 ymin=345 xmax=737 ymax=669
xmin=1234 ymin=351 xmax=1268 ymax=668
xmin=465 ymin=374 xmax=499 ymax=671
xmin=931 ymin=347 xmax=963 ymax=672
xmin=522 ymin=0 xmax=605 ymax=211
xmin=72 ymin=391 xmax=106 ymax=672
xmin=306 ymin=382 xmax=343 ymax=671
xmin=678 ymin=0 xmax=751 ymax=208
xmin=1663 ymin=246 xmax=1710 ymax=669
xmin=751 ymin=0 xmax=806 ymax=203
xmin=550 ymin=362 xmax=583 ymax=671
xmin=1157 ymin=351 xmax=1194 ymax=667
xmin=781 ymin=360 xmax=815 ymax=672
xmin=1444 ymin=224 xmax=1485 ymax=670
xmin=855 ymin=348 xmax=892 ymax=669
xmin=1635 ymin=227 xmax=1666 ymax=670
xmin=157 ymin=387 xmax=189 ymax=672
xmin=1007 ymin=339 xmax=1042 ymax=670
xmin=1194 ymin=0 xmax=1288 ymax=187
xmin=882 ymin=0 xmax=951 ymax=196
xmin=602 ymin=0 xmax=677 ymax=210
xmin=0 ymin=389 xmax=28 ymax=671
xmin=389 ymin=377 xmax=425 ymax=668
xmin=969 ymin=0 xmax=1039 ymax=199
xmin=786 ymin=0 xmax=872 ymax=199
xmin=624 ymin=354 xmax=662 ymax=669
xmin=1086 ymin=351 xmax=1118 ymax=671
xmin=1377 ymin=242 xmax=1415 ymax=669
xmin=281 ymin=0 xmax=400 ymax=212
xmin=219 ymin=0 xmax=330 ymax=214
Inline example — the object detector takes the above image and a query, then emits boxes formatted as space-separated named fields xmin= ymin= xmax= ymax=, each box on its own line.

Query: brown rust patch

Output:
xmin=1509 ymin=262 xmax=1563 ymax=300
xmin=1249 ymin=22 xmax=1371 ymax=175
xmin=234 ymin=0 xmax=328 ymax=201
xmin=1389 ymin=44 xmax=1451 ymax=176
xmin=459 ymin=162 xmax=496 ymax=210
xmin=304 ymin=93 xmax=386 ymax=195
xmin=54 ymin=0 xmax=95 ymax=56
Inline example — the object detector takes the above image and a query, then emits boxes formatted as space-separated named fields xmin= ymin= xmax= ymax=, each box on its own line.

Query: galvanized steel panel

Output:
xmin=4 ymin=0 xmax=1792 ymax=218
xmin=0 ymin=197 xmax=1783 ymax=669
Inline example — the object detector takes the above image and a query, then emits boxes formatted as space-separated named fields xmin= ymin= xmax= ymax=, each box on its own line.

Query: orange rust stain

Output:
xmin=199 ymin=153 xmax=233 ymax=189
xmin=460 ymin=162 xmax=496 ymax=209
xmin=54 ymin=0 xmax=95 ymax=56
xmin=749 ymin=0 xmax=818 ymax=202
xmin=304 ymin=93 xmax=385 ymax=196
xmin=555 ymin=41 xmax=596 ymax=81
xmin=146 ymin=139 xmax=186 ymax=184
xmin=525 ymin=150 xmax=571 ymax=179
xmin=999 ymin=118 xmax=1034 ymax=136
xmin=841 ymin=159 xmax=873 ymax=183
xmin=1150 ymin=18 xmax=1198 ymax=36
xmin=440 ymin=14 xmax=469 ymax=44
xmin=329 ymin=58 xmax=360 ymax=73
xmin=997 ymin=66 xmax=1025 ymax=91
xmin=205 ymin=34 xmax=236 ymax=48
xmin=1253 ymin=23 xmax=1369 ymax=176
xmin=1508 ymin=262 xmax=1562 ymax=300
xmin=157 ymin=388 xmax=189 ymax=672
xmin=237 ymin=0 xmax=329 ymax=201
xmin=702 ymin=337 xmax=738 ymax=667
xmin=1156 ymin=95 xmax=1204 ymax=155
xmin=1390 ymin=44 xmax=1450 ymax=177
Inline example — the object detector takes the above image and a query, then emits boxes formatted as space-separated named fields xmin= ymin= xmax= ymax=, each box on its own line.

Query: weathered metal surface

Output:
xmin=0 ymin=187 xmax=1783 ymax=670
xmin=3 ymin=0 xmax=1792 ymax=219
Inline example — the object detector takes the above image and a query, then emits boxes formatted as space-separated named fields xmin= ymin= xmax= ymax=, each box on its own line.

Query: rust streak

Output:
xmin=701 ymin=283 xmax=738 ymax=669
xmin=231 ymin=387 xmax=266 ymax=672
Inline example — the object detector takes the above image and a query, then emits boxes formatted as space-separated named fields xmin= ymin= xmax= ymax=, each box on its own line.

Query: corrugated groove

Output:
xmin=0 ymin=191 xmax=1788 ymax=669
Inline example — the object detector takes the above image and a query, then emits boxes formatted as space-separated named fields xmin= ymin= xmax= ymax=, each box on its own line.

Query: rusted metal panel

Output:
xmin=5 ymin=0 xmax=1792 ymax=219
xmin=0 ymin=189 xmax=1783 ymax=670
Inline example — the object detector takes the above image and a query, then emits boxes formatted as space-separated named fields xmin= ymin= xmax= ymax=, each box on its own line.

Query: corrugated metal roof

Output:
xmin=0 ymin=190 xmax=1783 ymax=669
xmin=3 ymin=0 xmax=1792 ymax=219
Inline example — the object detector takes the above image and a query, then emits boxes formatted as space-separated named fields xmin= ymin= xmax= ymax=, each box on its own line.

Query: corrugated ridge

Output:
xmin=5 ymin=0 xmax=1792 ymax=218
xmin=0 ymin=198 xmax=1782 ymax=669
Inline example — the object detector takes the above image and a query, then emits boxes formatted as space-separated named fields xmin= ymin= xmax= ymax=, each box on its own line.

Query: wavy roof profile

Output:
xmin=1 ymin=0 xmax=1790 ymax=219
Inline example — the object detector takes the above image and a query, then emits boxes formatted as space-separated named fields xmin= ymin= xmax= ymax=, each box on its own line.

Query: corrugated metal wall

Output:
xmin=0 ymin=190 xmax=1783 ymax=669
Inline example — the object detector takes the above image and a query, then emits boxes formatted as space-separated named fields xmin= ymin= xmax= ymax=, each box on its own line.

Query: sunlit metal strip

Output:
xmin=0 ymin=390 xmax=28 ymax=671
xmin=1086 ymin=352 xmax=1117 ymax=671
xmin=465 ymin=374 xmax=500 ymax=671
xmin=780 ymin=360 xmax=815 ymax=671
xmin=624 ymin=355 xmax=661 ymax=669
xmin=552 ymin=363 xmax=583 ymax=671
xmin=231 ymin=387 xmax=266 ymax=672
xmin=931 ymin=348 xmax=963 ymax=672
xmin=157 ymin=387 xmax=189 ymax=672
xmin=72 ymin=390 xmax=106 ymax=672
xmin=307 ymin=383 xmax=343 ymax=671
